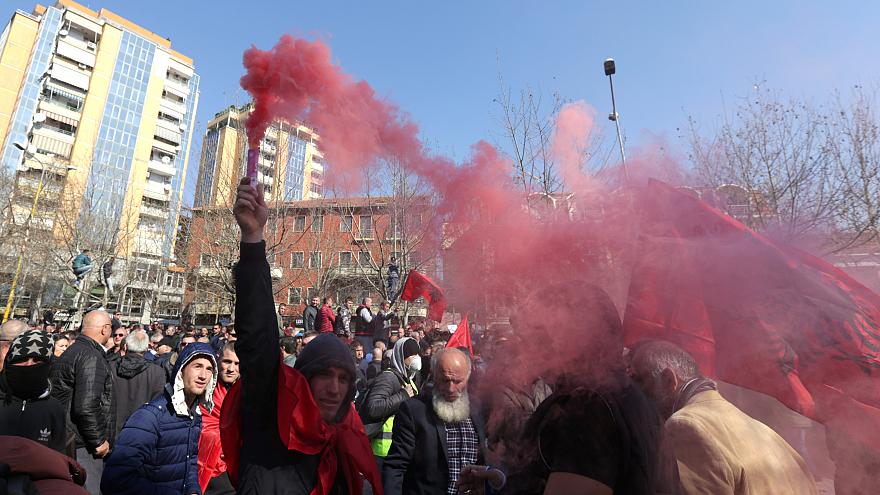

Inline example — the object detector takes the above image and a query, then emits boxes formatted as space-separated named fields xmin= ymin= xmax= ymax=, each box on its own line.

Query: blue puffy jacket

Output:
xmin=101 ymin=343 xmax=218 ymax=495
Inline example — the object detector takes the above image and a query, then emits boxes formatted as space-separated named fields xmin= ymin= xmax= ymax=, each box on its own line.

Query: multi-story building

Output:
xmin=0 ymin=1 xmax=199 ymax=323
xmin=184 ymin=197 xmax=434 ymax=326
xmin=194 ymin=103 xmax=324 ymax=208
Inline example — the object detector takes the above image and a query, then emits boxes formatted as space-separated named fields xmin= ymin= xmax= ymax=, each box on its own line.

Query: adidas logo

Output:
xmin=39 ymin=428 xmax=51 ymax=441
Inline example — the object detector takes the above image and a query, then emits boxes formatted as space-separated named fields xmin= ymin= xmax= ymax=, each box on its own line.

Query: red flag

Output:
xmin=447 ymin=314 xmax=473 ymax=355
xmin=399 ymin=270 xmax=447 ymax=322
xmin=623 ymin=180 xmax=880 ymax=451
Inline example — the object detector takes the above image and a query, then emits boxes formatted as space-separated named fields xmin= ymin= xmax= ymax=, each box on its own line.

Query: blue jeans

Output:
xmin=74 ymin=265 xmax=92 ymax=280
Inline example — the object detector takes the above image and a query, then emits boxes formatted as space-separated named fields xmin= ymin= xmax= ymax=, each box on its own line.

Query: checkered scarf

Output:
xmin=445 ymin=417 xmax=479 ymax=495
xmin=5 ymin=331 xmax=53 ymax=365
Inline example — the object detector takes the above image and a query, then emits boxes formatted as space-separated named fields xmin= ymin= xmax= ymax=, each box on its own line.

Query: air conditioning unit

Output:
xmin=86 ymin=41 xmax=96 ymax=50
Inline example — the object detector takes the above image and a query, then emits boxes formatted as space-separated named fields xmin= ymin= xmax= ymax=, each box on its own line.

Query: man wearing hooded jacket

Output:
xmin=224 ymin=178 xmax=381 ymax=495
xmin=101 ymin=342 xmax=218 ymax=494
xmin=0 ymin=330 xmax=67 ymax=453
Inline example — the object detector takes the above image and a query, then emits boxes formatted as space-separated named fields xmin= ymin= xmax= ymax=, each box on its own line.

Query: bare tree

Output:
xmin=826 ymin=85 xmax=880 ymax=252
xmin=492 ymin=68 xmax=615 ymax=197
xmin=687 ymin=84 xmax=843 ymax=244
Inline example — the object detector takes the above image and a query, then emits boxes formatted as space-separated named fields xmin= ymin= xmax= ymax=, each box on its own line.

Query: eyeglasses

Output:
xmin=114 ymin=333 xmax=125 ymax=338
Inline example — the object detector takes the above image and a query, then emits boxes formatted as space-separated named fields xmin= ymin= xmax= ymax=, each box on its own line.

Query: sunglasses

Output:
xmin=114 ymin=333 xmax=125 ymax=338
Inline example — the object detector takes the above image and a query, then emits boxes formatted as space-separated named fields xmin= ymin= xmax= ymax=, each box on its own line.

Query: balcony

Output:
xmin=154 ymin=125 xmax=182 ymax=145
xmin=140 ymin=203 xmax=167 ymax=219
xmin=148 ymin=159 xmax=176 ymax=177
xmin=50 ymin=59 xmax=90 ymax=91
xmin=38 ymin=100 xmax=81 ymax=124
xmin=330 ymin=265 xmax=369 ymax=277
xmin=29 ymin=133 xmax=73 ymax=159
xmin=196 ymin=266 xmax=225 ymax=278
xmin=143 ymin=181 xmax=171 ymax=201
xmin=152 ymin=137 xmax=178 ymax=155
xmin=134 ymin=236 xmax=163 ymax=257
xmin=32 ymin=124 xmax=75 ymax=145
xmin=164 ymin=78 xmax=190 ymax=98
xmin=159 ymin=98 xmax=186 ymax=120
xmin=56 ymin=36 xmax=96 ymax=68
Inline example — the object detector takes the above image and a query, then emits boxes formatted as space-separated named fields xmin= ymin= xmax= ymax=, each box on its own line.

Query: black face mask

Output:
xmin=4 ymin=362 xmax=51 ymax=399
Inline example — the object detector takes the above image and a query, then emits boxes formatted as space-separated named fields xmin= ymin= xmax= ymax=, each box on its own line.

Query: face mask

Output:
xmin=407 ymin=355 xmax=422 ymax=373
xmin=4 ymin=361 xmax=51 ymax=399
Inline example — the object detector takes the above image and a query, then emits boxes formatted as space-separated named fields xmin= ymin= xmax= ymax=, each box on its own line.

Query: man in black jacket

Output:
xmin=230 ymin=178 xmax=380 ymax=494
xmin=383 ymin=347 xmax=486 ymax=495
xmin=50 ymin=309 xmax=116 ymax=494
xmin=111 ymin=328 xmax=165 ymax=438
xmin=0 ymin=330 xmax=67 ymax=453
xmin=303 ymin=296 xmax=319 ymax=334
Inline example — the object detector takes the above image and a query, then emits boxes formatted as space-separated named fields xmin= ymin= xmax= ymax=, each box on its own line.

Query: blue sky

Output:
xmin=51 ymin=1 xmax=880 ymax=205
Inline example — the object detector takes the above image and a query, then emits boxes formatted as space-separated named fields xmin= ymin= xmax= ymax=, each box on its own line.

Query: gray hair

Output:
xmin=150 ymin=332 xmax=163 ymax=344
xmin=125 ymin=329 xmax=150 ymax=354
xmin=431 ymin=347 xmax=471 ymax=378
xmin=631 ymin=340 xmax=700 ymax=381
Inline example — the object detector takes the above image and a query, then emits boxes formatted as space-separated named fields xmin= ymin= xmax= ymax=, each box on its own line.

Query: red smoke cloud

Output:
xmin=240 ymin=36 xmax=880 ymax=476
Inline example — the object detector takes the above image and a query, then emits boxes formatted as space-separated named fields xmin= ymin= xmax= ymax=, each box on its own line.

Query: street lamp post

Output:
xmin=604 ymin=58 xmax=628 ymax=179
xmin=2 ymin=143 xmax=70 ymax=322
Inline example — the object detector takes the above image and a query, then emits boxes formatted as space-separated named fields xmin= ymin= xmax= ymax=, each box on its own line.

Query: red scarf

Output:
xmin=220 ymin=361 xmax=382 ymax=495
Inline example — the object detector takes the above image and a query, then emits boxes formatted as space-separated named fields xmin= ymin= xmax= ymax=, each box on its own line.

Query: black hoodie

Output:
xmin=0 ymin=371 xmax=67 ymax=453
xmin=111 ymin=353 xmax=166 ymax=438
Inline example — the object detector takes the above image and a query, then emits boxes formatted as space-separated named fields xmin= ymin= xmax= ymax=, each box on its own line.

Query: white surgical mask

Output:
xmin=407 ymin=355 xmax=422 ymax=373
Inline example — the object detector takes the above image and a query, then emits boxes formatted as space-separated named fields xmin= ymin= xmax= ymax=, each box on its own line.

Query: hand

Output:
xmin=67 ymin=457 xmax=86 ymax=485
xmin=457 ymin=465 xmax=504 ymax=494
xmin=94 ymin=440 xmax=110 ymax=458
xmin=404 ymin=384 xmax=415 ymax=397
xmin=233 ymin=177 xmax=268 ymax=243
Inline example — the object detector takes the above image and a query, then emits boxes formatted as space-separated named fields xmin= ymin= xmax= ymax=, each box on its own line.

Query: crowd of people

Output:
xmin=0 ymin=178 xmax=851 ymax=494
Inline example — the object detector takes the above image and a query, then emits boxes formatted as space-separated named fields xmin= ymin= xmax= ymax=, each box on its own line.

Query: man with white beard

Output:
xmin=383 ymin=347 xmax=487 ymax=495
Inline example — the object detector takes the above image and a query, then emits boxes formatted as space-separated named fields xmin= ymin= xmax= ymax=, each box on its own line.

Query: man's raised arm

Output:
xmin=232 ymin=178 xmax=278 ymax=388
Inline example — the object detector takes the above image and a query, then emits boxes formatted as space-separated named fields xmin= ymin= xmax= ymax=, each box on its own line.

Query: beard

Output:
xmin=433 ymin=391 xmax=471 ymax=423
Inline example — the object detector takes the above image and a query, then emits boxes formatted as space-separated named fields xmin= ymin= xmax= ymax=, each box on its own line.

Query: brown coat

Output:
xmin=667 ymin=390 xmax=817 ymax=495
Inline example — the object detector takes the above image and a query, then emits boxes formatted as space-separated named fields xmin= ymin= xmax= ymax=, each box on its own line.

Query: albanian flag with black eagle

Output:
xmin=399 ymin=269 xmax=447 ymax=322
xmin=623 ymin=180 xmax=880 ymax=451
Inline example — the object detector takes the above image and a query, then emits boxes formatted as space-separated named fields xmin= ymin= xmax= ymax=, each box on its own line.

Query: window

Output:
xmin=312 ymin=214 xmax=323 ymax=232
xmin=288 ymin=287 xmax=302 ymax=305
xmin=339 ymin=252 xmax=353 ymax=267
xmin=293 ymin=216 xmax=305 ymax=232
xmin=290 ymin=252 xmax=304 ymax=268
xmin=309 ymin=251 xmax=322 ymax=268
xmin=267 ymin=251 xmax=276 ymax=265
xmin=307 ymin=287 xmax=317 ymax=300
xmin=358 ymin=251 xmax=372 ymax=266
xmin=359 ymin=215 xmax=373 ymax=238
xmin=340 ymin=214 xmax=353 ymax=232
xmin=200 ymin=253 xmax=213 ymax=266
xmin=388 ymin=218 xmax=401 ymax=239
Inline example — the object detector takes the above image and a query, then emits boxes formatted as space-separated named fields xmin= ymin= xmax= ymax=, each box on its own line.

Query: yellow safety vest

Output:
xmin=371 ymin=376 xmax=417 ymax=457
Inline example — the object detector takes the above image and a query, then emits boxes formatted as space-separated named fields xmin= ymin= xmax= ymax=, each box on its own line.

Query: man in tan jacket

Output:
xmin=629 ymin=340 xmax=817 ymax=495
